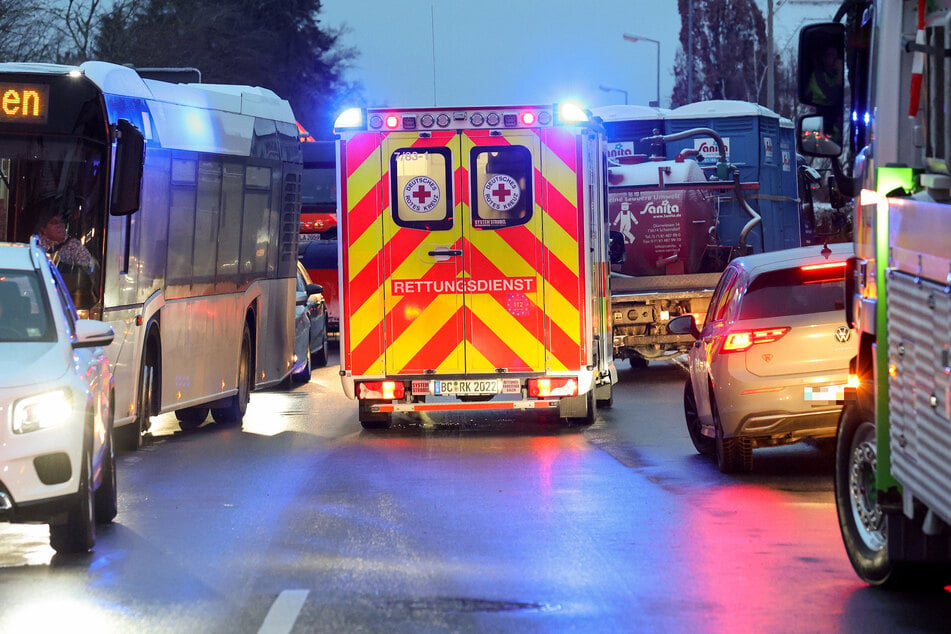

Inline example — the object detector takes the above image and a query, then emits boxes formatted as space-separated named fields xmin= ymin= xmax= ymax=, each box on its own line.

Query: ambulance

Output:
xmin=333 ymin=103 xmax=617 ymax=428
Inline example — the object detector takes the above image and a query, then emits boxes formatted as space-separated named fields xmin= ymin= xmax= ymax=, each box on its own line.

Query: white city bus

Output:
xmin=0 ymin=61 xmax=302 ymax=448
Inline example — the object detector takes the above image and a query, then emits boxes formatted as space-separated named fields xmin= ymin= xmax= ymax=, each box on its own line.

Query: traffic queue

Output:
xmin=0 ymin=63 xmax=856 ymax=558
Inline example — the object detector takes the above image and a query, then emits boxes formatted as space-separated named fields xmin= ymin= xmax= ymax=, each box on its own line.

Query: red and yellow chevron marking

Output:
xmin=340 ymin=125 xmax=588 ymax=378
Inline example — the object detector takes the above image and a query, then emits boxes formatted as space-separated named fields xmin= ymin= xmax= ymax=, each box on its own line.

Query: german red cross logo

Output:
xmin=483 ymin=174 xmax=520 ymax=212
xmin=403 ymin=176 xmax=440 ymax=213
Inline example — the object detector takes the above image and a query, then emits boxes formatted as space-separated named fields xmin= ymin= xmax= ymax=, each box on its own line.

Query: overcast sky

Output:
xmin=319 ymin=0 xmax=838 ymax=111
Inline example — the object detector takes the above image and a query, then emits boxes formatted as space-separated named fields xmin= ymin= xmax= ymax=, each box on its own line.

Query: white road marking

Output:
xmin=258 ymin=589 xmax=309 ymax=634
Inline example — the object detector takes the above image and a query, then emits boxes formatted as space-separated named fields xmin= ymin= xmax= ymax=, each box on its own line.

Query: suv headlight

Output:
xmin=12 ymin=389 xmax=74 ymax=434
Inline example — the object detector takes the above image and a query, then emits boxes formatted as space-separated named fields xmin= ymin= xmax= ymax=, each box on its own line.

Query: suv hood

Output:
xmin=0 ymin=342 xmax=67 ymax=388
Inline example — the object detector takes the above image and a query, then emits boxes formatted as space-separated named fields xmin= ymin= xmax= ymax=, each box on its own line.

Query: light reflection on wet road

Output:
xmin=1 ymin=352 xmax=949 ymax=632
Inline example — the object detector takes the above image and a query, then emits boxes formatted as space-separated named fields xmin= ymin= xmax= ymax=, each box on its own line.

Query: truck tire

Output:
xmin=684 ymin=380 xmax=714 ymax=456
xmin=834 ymin=401 xmax=912 ymax=586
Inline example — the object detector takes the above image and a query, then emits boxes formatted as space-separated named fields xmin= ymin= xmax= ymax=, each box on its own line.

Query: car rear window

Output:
xmin=738 ymin=267 xmax=845 ymax=320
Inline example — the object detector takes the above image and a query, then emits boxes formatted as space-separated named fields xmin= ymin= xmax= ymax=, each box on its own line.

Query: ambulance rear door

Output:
xmin=380 ymin=128 xmax=547 ymax=376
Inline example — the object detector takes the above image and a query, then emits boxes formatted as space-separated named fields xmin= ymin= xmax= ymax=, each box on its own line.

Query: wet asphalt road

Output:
xmin=1 ymin=349 xmax=950 ymax=632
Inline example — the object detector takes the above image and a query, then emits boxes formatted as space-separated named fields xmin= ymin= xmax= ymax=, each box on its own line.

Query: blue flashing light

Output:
xmin=556 ymin=101 xmax=589 ymax=125
xmin=334 ymin=107 xmax=364 ymax=130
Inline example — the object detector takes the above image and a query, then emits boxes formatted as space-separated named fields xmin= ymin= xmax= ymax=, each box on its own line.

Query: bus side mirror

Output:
xmin=111 ymin=118 xmax=145 ymax=216
xmin=609 ymin=231 xmax=626 ymax=265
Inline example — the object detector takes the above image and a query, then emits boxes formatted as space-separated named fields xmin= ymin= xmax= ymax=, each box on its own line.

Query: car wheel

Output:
xmin=713 ymin=399 xmax=752 ymax=473
xmin=684 ymin=380 xmax=714 ymax=456
xmin=313 ymin=318 xmax=329 ymax=368
xmin=212 ymin=324 xmax=251 ymax=425
xmin=50 ymin=440 xmax=96 ymax=554
xmin=293 ymin=348 xmax=312 ymax=383
xmin=94 ymin=399 xmax=118 ymax=524
xmin=176 ymin=406 xmax=210 ymax=431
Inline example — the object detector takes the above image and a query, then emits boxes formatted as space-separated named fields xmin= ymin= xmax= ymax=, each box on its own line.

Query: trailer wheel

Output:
xmin=835 ymin=401 xmax=899 ymax=586
xmin=684 ymin=380 xmax=714 ymax=456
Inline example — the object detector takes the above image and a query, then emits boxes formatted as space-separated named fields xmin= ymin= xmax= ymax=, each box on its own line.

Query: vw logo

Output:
xmin=835 ymin=326 xmax=852 ymax=343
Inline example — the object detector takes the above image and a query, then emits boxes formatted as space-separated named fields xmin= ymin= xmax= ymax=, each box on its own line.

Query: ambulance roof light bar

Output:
xmin=556 ymin=101 xmax=590 ymax=125
xmin=334 ymin=107 xmax=365 ymax=131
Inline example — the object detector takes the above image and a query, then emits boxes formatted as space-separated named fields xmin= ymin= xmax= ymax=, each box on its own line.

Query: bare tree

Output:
xmin=0 ymin=0 xmax=62 ymax=61
xmin=671 ymin=0 xmax=769 ymax=108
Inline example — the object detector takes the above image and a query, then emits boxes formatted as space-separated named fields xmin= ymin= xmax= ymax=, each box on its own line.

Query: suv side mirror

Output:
xmin=110 ymin=118 xmax=145 ymax=216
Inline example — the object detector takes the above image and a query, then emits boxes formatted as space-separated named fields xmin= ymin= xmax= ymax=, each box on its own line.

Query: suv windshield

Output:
xmin=0 ymin=269 xmax=55 ymax=342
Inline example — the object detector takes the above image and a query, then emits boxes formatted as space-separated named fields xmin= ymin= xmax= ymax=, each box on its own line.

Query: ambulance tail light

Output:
xmin=556 ymin=101 xmax=589 ymax=125
xmin=334 ymin=107 xmax=365 ymax=131
xmin=527 ymin=378 xmax=578 ymax=398
xmin=358 ymin=381 xmax=405 ymax=400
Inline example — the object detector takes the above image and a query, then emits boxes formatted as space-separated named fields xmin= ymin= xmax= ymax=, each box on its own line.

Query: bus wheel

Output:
xmin=834 ymin=401 xmax=910 ymax=586
xmin=176 ymin=406 xmax=210 ymax=431
xmin=119 ymin=347 xmax=156 ymax=451
xmin=213 ymin=325 xmax=251 ymax=425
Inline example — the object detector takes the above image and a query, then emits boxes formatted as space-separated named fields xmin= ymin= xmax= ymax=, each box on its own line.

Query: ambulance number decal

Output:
xmin=390 ymin=147 xmax=453 ymax=231
xmin=470 ymin=146 xmax=533 ymax=229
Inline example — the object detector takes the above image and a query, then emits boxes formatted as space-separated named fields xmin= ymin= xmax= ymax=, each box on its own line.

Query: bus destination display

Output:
xmin=1 ymin=84 xmax=48 ymax=124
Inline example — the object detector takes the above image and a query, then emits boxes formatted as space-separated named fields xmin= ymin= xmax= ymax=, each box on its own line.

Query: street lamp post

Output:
xmin=598 ymin=84 xmax=629 ymax=105
xmin=623 ymin=33 xmax=660 ymax=107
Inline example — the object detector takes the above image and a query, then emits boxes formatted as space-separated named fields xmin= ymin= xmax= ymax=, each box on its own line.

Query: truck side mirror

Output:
xmin=797 ymin=114 xmax=843 ymax=158
xmin=110 ymin=118 xmax=145 ymax=216
xmin=798 ymin=23 xmax=845 ymax=111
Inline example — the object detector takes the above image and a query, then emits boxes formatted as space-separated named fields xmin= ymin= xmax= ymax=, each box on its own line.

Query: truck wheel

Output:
xmin=714 ymin=400 xmax=752 ymax=473
xmin=835 ymin=401 xmax=902 ymax=586
xmin=684 ymin=380 xmax=714 ymax=456
xmin=359 ymin=401 xmax=391 ymax=430
xmin=212 ymin=325 xmax=252 ymax=425
xmin=50 ymin=440 xmax=96 ymax=554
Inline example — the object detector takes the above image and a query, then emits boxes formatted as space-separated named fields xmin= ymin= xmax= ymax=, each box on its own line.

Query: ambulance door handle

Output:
xmin=428 ymin=249 xmax=462 ymax=257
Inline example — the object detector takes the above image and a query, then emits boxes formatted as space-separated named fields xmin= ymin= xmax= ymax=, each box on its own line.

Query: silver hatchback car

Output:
xmin=668 ymin=242 xmax=855 ymax=473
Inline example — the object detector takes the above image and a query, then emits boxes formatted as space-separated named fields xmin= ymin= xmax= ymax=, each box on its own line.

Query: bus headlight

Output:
xmin=12 ymin=389 xmax=74 ymax=434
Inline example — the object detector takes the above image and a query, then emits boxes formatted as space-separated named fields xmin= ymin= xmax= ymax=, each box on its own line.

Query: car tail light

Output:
xmin=800 ymin=261 xmax=846 ymax=284
xmin=358 ymin=381 xmax=404 ymax=400
xmin=527 ymin=378 xmax=578 ymax=397
xmin=721 ymin=327 xmax=790 ymax=353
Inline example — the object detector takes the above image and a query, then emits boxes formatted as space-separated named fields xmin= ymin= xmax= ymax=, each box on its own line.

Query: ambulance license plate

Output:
xmin=433 ymin=379 xmax=501 ymax=396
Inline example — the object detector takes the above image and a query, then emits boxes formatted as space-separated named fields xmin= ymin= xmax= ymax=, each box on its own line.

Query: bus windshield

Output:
xmin=0 ymin=135 xmax=106 ymax=309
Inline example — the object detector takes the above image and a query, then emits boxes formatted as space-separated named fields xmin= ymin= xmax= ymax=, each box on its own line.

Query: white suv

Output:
xmin=669 ymin=242 xmax=855 ymax=473
xmin=0 ymin=239 xmax=116 ymax=553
